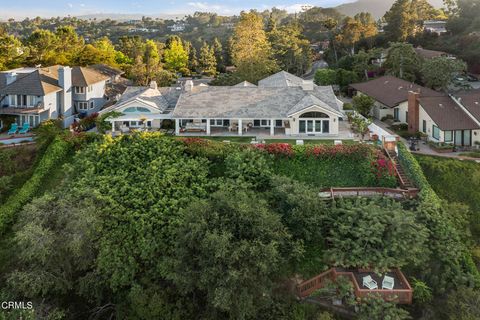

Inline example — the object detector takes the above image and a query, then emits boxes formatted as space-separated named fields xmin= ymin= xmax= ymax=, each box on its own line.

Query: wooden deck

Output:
xmin=296 ymin=268 xmax=413 ymax=304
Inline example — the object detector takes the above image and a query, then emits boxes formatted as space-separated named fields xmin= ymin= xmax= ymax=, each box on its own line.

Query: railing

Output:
xmin=297 ymin=268 xmax=413 ymax=304
xmin=322 ymin=187 xmax=419 ymax=199
xmin=383 ymin=146 xmax=409 ymax=189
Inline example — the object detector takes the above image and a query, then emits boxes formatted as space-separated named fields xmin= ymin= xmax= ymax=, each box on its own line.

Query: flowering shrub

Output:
xmin=72 ymin=113 xmax=98 ymax=133
xmin=371 ymin=152 xmax=396 ymax=187
xmin=254 ymin=143 xmax=294 ymax=157
xmin=304 ymin=144 xmax=372 ymax=160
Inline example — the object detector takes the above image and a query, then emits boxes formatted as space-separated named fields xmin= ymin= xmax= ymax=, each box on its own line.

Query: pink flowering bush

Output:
xmin=253 ymin=143 xmax=294 ymax=157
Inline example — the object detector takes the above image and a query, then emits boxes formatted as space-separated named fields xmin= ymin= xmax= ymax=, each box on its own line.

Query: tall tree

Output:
xmin=25 ymin=29 xmax=59 ymax=66
xmin=230 ymin=11 xmax=278 ymax=83
xmin=384 ymin=0 xmax=440 ymax=41
xmin=421 ymin=56 xmax=467 ymax=91
xmin=0 ymin=31 xmax=24 ymax=70
xmin=268 ymin=22 xmax=312 ymax=75
xmin=212 ymin=37 xmax=225 ymax=72
xmin=144 ymin=40 xmax=161 ymax=83
xmin=198 ymin=42 xmax=217 ymax=76
xmin=163 ymin=36 xmax=188 ymax=74
xmin=54 ymin=26 xmax=84 ymax=64
xmin=384 ymin=42 xmax=420 ymax=81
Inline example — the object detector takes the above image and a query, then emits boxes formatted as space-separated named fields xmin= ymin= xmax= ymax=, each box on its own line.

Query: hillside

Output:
xmin=335 ymin=0 xmax=444 ymax=18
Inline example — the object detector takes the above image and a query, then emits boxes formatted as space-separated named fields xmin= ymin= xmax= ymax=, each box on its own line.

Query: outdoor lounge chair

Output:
xmin=7 ymin=123 xmax=18 ymax=135
xmin=382 ymin=275 xmax=395 ymax=290
xmin=362 ymin=275 xmax=378 ymax=290
xmin=18 ymin=123 xmax=30 ymax=134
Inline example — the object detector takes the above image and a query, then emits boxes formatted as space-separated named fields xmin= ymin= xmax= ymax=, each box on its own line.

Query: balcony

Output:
xmin=0 ymin=103 xmax=44 ymax=115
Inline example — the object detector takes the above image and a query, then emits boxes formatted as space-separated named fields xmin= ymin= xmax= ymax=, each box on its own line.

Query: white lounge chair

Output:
xmin=382 ymin=275 xmax=395 ymax=290
xmin=296 ymin=140 xmax=304 ymax=145
xmin=363 ymin=275 xmax=378 ymax=290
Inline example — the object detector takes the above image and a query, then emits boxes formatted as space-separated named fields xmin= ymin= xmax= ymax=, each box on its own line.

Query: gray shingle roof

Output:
xmin=287 ymin=94 xmax=343 ymax=117
xmin=258 ymin=71 xmax=305 ymax=87
xmin=100 ymin=86 xmax=170 ymax=114
xmin=0 ymin=68 xmax=62 ymax=96
xmin=234 ymin=81 xmax=257 ymax=87
xmin=172 ymin=86 xmax=341 ymax=119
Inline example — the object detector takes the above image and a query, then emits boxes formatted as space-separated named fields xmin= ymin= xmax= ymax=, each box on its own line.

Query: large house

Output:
xmin=352 ymin=76 xmax=480 ymax=146
xmin=100 ymin=71 xmax=345 ymax=137
xmin=0 ymin=65 xmax=123 ymax=129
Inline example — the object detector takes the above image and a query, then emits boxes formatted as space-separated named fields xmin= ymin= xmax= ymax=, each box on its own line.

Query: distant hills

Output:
xmin=335 ymin=0 xmax=444 ymax=19
xmin=76 ymin=13 xmax=186 ymax=21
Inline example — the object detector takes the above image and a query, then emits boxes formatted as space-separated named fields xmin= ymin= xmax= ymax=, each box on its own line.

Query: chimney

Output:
xmin=408 ymin=91 xmax=420 ymax=134
xmin=149 ymin=80 xmax=158 ymax=90
xmin=184 ymin=80 xmax=194 ymax=92
xmin=58 ymin=66 xmax=73 ymax=119
xmin=6 ymin=72 xmax=17 ymax=85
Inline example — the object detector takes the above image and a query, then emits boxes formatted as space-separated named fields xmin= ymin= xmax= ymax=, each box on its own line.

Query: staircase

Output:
xmin=385 ymin=149 xmax=415 ymax=189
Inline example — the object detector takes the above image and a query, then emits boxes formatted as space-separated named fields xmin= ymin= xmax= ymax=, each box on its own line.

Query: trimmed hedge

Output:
xmin=0 ymin=137 xmax=73 ymax=234
xmin=397 ymin=143 xmax=440 ymax=205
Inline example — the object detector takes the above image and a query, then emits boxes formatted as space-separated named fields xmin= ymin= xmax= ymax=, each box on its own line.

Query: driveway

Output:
xmin=303 ymin=60 xmax=329 ymax=80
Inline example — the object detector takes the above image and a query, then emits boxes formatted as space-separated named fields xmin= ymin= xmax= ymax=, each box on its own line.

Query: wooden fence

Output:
xmin=321 ymin=187 xmax=419 ymax=200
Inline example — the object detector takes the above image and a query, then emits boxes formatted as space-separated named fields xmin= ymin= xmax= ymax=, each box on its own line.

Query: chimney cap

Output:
xmin=149 ymin=81 xmax=158 ymax=90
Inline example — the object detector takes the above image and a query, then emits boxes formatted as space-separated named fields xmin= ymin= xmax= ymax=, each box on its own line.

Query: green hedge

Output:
xmin=0 ymin=137 xmax=73 ymax=234
xmin=397 ymin=143 xmax=440 ymax=205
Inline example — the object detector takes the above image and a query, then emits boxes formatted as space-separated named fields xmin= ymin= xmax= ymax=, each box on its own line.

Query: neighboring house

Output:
xmin=414 ymin=47 xmax=454 ymax=60
xmin=352 ymin=76 xmax=480 ymax=146
xmin=351 ymin=76 xmax=443 ymax=123
xmin=100 ymin=71 xmax=345 ymax=137
xmin=408 ymin=90 xmax=480 ymax=146
xmin=167 ymin=23 xmax=186 ymax=32
xmin=0 ymin=64 xmax=119 ymax=128
xmin=423 ymin=20 xmax=447 ymax=35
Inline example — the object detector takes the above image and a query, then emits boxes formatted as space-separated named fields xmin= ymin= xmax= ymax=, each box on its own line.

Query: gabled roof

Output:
xmin=100 ymin=86 xmax=170 ymax=114
xmin=415 ymin=47 xmax=449 ymax=59
xmin=258 ymin=71 xmax=305 ymax=87
xmin=234 ymin=81 xmax=257 ymax=87
xmin=456 ymin=90 xmax=480 ymax=122
xmin=0 ymin=67 xmax=62 ymax=96
xmin=351 ymin=76 xmax=442 ymax=108
xmin=287 ymin=94 xmax=343 ymax=117
xmin=418 ymin=95 xmax=480 ymax=131
xmin=89 ymin=64 xmax=124 ymax=78
xmin=72 ymin=67 xmax=110 ymax=87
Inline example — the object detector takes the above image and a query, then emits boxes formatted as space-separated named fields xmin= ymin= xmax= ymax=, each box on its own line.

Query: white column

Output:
xmin=238 ymin=119 xmax=243 ymax=136
xmin=175 ymin=119 xmax=180 ymax=135
xmin=206 ymin=119 xmax=211 ymax=135
xmin=111 ymin=121 xmax=115 ymax=133
xmin=270 ymin=119 xmax=275 ymax=136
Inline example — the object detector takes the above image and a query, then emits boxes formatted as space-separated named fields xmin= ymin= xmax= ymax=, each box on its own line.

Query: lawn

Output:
xmin=175 ymin=136 xmax=357 ymax=145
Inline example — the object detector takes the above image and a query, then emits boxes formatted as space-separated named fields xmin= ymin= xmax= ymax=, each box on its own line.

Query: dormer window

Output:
xmin=75 ymin=87 xmax=85 ymax=94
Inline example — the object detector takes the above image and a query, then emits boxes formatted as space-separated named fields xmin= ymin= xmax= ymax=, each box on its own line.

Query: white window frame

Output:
xmin=89 ymin=101 xmax=95 ymax=109
xmin=75 ymin=87 xmax=85 ymax=94
xmin=78 ymin=102 xmax=89 ymax=111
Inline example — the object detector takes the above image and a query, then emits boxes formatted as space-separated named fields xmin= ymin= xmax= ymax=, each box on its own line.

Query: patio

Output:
xmin=296 ymin=267 xmax=413 ymax=304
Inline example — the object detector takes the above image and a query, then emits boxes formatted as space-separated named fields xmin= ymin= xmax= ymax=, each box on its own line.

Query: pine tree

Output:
xmin=198 ymin=42 xmax=217 ymax=76
xmin=212 ymin=37 xmax=224 ymax=72
xmin=231 ymin=11 xmax=278 ymax=83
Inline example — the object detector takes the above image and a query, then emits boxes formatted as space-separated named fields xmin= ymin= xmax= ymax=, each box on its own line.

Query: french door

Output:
xmin=299 ymin=119 xmax=329 ymax=134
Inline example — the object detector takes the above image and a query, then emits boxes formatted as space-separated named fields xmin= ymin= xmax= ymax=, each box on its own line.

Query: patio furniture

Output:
xmin=185 ymin=122 xmax=207 ymax=132
xmin=229 ymin=124 xmax=238 ymax=132
xmin=18 ymin=123 xmax=30 ymax=134
xmin=7 ymin=123 xmax=18 ymax=135
xmin=334 ymin=140 xmax=342 ymax=145
xmin=296 ymin=140 xmax=304 ymax=145
xmin=382 ymin=275 xmax=395 ymax=290
xmin=120 ymin=125 xmax=130 ymax=133
xmin=363 ymin=275 xmax=378 ymax=290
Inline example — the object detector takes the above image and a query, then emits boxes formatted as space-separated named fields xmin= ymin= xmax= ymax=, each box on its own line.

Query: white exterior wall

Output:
xmin=42 ymin=92 xmax=59 ymax=119
xmin=472 ymin=130 xmax=480 ymax=145
xmin=289 ymin=114 xmax=339 ymax=135
xmin=395 ymin=101 xmax=409 ymax=123
xmin=419 ymin=105 xmax=443 ymax=142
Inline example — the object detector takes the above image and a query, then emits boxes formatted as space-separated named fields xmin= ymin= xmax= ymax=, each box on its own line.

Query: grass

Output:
xmin=459 ymin=151 xmax=480 ymax=158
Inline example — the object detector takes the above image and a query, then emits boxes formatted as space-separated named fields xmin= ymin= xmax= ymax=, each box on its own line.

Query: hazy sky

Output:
xmin=1 ymin=0 xmax=355 ymax=18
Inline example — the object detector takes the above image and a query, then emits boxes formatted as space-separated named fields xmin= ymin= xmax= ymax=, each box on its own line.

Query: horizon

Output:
xmin=1 ymin=0 xmax=356 ymax=20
